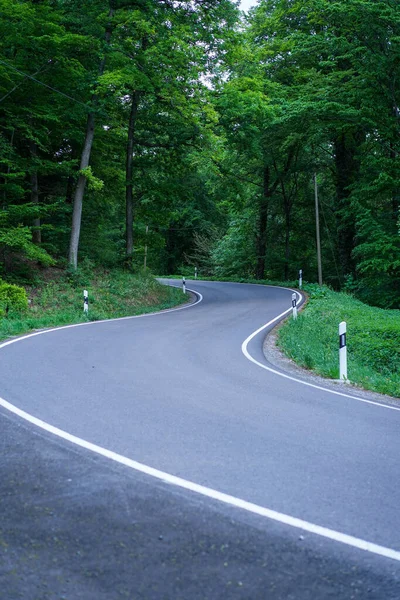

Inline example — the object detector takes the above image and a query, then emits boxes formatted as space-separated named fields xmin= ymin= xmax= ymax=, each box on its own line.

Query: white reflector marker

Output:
xmin=339 ymin=321 xmax=347 ymax=381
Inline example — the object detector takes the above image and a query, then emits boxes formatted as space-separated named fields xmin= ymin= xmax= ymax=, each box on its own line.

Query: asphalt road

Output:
xmin=1 ymin=280 xmax=400 ymax=598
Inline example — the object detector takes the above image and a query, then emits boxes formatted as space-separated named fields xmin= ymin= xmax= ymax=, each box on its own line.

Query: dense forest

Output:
xmin=1 ymin=0 xmax=399 ymax=308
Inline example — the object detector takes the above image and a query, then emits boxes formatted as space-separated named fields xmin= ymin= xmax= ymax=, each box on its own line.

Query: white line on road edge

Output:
xmin=241 ymin=290 xmax=400 ymax=413
xmin=0 ymin=394 xmax=400 ymax=563
xmin=0 ymin=287 xmax=202 ymax=351
xmin=0 ymin=281 xmax=399 ymax=563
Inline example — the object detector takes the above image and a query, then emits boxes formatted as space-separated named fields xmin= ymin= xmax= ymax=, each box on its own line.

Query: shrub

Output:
xmin=0 ymin=280 xmax=28 ymax=316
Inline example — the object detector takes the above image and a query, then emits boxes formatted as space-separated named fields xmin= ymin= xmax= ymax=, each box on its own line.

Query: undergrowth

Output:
xmin=0 ymin=268 xmax=186 ymax=342
xmin=278 ymin=284 xmax=400 ymax=398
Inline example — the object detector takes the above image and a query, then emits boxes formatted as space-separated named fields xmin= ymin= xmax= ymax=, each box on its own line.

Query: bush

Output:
xmin=0 ymin=280 xmax=28 ymax=316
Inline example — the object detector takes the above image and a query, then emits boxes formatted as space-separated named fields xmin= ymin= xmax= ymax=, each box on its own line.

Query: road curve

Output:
xmin=1 ymin=280 xmax=400 ymax=561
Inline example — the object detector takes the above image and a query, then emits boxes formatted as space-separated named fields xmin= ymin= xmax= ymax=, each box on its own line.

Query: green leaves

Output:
xmin=0 ymin=279 xmax=28 ymax=316
xmin=0 ymin=226 xmax=55 ymax=267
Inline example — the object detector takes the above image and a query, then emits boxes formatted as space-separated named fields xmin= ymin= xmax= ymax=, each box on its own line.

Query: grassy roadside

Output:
xmin=277 ymin=284 xmax=400 ymax=398
xmin=0 ymin=269 xmax=187 ymax=342
xmin=162 ymin=274 xmax=399 ymax=398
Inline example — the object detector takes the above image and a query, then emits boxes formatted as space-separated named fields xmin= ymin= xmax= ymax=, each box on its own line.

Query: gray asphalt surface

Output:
xmin=1 ymin=280 xmax=400 ymax=597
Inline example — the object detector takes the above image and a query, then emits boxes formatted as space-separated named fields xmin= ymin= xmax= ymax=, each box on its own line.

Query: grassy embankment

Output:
xmin=278 ymin=284 xmax=400 ymax=398
xmin=0 ymin=268 xmax=186 ymax=342
xmin=163 ymin=274 xmax=399 ymax=398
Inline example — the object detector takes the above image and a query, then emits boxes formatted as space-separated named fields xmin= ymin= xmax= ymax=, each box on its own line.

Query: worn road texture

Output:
xmin=1 ymin=410 xmax=399 ymax=600
xmin=1 ymin=281 xmax=400 ymax=598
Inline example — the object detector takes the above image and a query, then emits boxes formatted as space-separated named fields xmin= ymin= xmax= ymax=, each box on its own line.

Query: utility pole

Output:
xmin=144 ymin=225 xmax=148 ymax=270
xmin=314 ymin=173 xmax=323 ymax=286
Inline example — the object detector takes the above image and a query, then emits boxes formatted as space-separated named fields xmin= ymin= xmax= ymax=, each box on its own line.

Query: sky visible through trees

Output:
xmin=240 ymin=0 xmax=256 ymax=12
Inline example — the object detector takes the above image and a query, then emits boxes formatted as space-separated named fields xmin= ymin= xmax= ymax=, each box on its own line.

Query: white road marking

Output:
xmin=241 ymin=290 xmax=400 ymax=412
xmin=0 ymin=287 xmax=202 ymax=351
xmin=0 ymin=394 xmax=400 ymax=562
xmin=0 ymin=281 xmax=399 ymax=563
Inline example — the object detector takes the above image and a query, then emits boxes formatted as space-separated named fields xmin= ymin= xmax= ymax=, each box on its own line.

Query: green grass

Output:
xmin=0 ymin=268 xmax=187 ymax=342
xmin=278 ymin=284 xmax=400 ymax=398
xmin=163 ymin=273 xmax=400 ymax=398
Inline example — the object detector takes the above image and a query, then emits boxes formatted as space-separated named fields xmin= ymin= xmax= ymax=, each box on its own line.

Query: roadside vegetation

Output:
xmin=0 ymin=1 xmax=399 ymax=397
xmin=166 ymin=275 xmax=400 ymax=399
xmin=278 ymin=285 xmax=400 ymax=399
xmin=0 ymin=266 xmax=186 ymax=343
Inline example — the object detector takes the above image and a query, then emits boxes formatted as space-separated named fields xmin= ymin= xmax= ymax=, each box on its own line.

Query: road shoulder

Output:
xmin=263 ymin=323 xmax=400 ymax=408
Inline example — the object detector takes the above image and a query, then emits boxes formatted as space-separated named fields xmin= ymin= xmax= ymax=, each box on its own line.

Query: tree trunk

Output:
xmin=334 ymin=131 xmax=362 ymax=278
xmin=30 ymin=141 xmax=41 ymax=245
xmin=390 ymin=81 xmax=399 ymax=224
xmin=284 ymin=209 xmax=290 ymax=281
xmin=125 ymin=91 xmax=140 ymax=262
xmin=3 ymin=128 xmax=14 ymax=207
xmin=165 ymin=225 xmax=175 ymax=275
xmin=255 ymin=166 xmax=270 ymax=279
xmin=281 ymin=179 xmax=293 ymax=281
xmin=68 ymin=112 xmax=95 ymax=268
xmin=68 ymin=8 xmax=114 ymax=269
xmin=390 ymin=142 xmax=399 ymax=224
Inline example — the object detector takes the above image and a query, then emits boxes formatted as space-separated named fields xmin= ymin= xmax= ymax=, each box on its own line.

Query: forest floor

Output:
xmin=0 ymin=268 xmax=187 ymax=343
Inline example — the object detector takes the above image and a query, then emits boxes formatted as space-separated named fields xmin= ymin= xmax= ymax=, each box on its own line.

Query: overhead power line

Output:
xmin=0 ymin=61 xmax=51 ymax=104
xmin=0 ymin=58 xmax=88 ymax=107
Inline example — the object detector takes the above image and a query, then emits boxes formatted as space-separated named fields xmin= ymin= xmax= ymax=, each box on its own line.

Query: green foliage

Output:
xmin=350 ymin=209 xmax=400 ymax=308
xmin=209 ymin=0 xmax=400 ymax=304
xmin=0 ymin=226 xmax=55 ymax=268
xmin=278 ymin=285 xmax=400 ymax=397
xmin=212 ymin=211 xmax=257 ymax=278
xmin=0 ymin=269 xmax=186 ymax=340
xmin=0 ymin=0 xmax=399 ymax=316
xmin=79 ymin=167 xmax=104 ymax=192
xmin=0 ymin=279 xmax=28 ymax=316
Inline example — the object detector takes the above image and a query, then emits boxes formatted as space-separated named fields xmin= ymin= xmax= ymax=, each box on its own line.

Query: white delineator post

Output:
xmin=299 ymin=269 xmax=303 ymax=289
xmin=292 ymin=293 xmax=298 ymax=320
xmin=83 ymin=289 xmax=89 ymax=314
xmin=339 ymin=321 xmax=347 ymax=381
xmin=195 ymin=267 xmax=197 ymax=280
xmin=182 ymin=277 xmax=186 ymax=294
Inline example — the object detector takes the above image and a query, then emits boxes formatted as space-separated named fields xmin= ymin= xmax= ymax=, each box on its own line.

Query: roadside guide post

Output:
xmin=182 ymin=277 xmax=186 ymax=294
xmin=83 ymin=290 xmax=89 ymax=314
xmin=339 ymin=321 xmax=348 ymax=381
xmin=195 ymin=267 xmax=197 ymax=280
xmin=299 ymin=269 xmax=303 ymax=289
xmin=292 ymin=293 xmax=298 ymax=320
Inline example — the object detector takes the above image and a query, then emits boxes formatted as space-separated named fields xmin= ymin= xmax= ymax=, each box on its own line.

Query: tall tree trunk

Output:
xmin=334 ymin=131 xmax=362 ymax=278
xmin=68 ymin=8 xmax=114 ymax=269
xmin=68 ymin=112 xmax=95 ymax=268
xmin=255 ymin=166 xmax=270 ymax=279
xmin=165 ymin=225 xmax=175 ymax=275
xmin=389 ymin=141 xmax=399 ymax=224
xmin=30 ymin=141 xmax=41 ymax=245
xmin=284 ymin=209 xmax=290 ymax=281
xmin=280 ymin=179 xmax=292 ymax=281
xmin=3 ymin=128 xmax=14 ymax=207
xmin=125 ymin=90 xmax=140 ymax=262
xmin=390 ymin=82 xmax=399 ymax=224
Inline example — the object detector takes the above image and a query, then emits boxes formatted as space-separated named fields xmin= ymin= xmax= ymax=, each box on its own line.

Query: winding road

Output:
xmin=1 ymin=280 xmax=400 ymax=599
